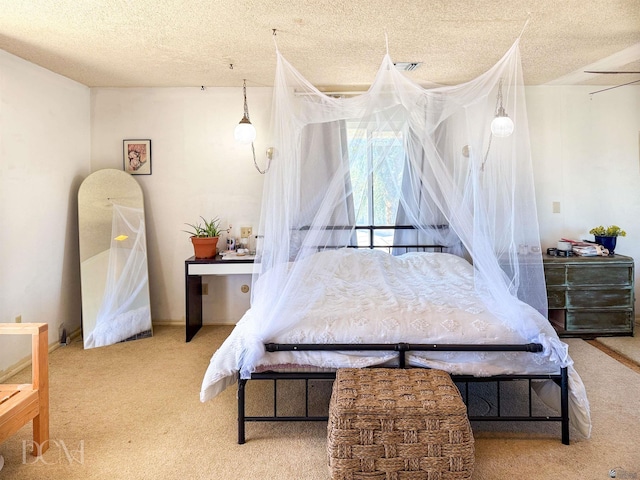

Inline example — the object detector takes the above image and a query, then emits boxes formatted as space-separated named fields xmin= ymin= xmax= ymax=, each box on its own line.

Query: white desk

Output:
xmin=185 ymin=255 xmax=255 ymax=341
xmin=187 ymin=262 xmax=254 ymax=276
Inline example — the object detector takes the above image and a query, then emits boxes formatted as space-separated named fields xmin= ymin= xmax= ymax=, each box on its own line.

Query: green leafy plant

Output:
xmin=589 ymin=225 xmax=626 ymax=237
xmin=183 ymin=216 xmax=226 ymax=238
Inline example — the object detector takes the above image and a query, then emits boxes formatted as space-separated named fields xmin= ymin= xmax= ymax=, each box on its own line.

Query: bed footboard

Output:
xmin=237 ymin=342 xmax=570 ymax=445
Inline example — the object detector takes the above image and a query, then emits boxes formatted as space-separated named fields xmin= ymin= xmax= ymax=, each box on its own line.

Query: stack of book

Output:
xmin=560 ymin=238 xmax=608 ymax=256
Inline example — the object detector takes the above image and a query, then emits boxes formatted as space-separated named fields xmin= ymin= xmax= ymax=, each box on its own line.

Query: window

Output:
xmin=347 ymin=123 xmax=405 ymax=247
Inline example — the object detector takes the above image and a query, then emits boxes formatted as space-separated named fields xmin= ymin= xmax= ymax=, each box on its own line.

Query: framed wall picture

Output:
xmin=123 ymin=139 xmax=152 ymax=175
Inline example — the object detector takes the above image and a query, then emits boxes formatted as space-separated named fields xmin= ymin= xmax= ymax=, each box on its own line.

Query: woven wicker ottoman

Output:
xmin=327 ymin=368 xmax=474 ymax=480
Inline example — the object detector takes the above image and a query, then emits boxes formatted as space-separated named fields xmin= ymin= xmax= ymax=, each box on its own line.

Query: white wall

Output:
xmin=89 ymin=84 xmax=640 ymax=325
xmin=528 ymin=86 xmax=640 ymax=306
xmin=0 ymin=50 xmax=90 ymax=373
xmin=90 ymin=87 xmax=271 ymax=324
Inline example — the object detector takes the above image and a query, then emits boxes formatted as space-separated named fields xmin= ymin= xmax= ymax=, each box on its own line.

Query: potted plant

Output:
xmin=184 ymin=216 xmax=227 ymax=259
xmin=589 ymin=225 xmax=626 ymax=256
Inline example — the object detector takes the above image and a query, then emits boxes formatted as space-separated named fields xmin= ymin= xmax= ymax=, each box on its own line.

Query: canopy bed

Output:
xmin=200 ymin=37 xmax=592 ymax=445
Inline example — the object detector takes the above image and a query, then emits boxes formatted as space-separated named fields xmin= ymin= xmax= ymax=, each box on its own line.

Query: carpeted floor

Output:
xmin=595 ymin=331 xmax=640 ymax=366
xmin=1 ymin=324 xmax=639 ymax=479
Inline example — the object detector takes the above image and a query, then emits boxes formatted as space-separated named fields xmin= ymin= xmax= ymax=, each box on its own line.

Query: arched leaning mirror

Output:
xmin=78 ymin=169 xmax=152 ymax=349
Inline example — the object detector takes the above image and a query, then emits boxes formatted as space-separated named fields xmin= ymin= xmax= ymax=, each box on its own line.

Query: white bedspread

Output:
xmin=200 ymin=249 xmax=591 ymax=437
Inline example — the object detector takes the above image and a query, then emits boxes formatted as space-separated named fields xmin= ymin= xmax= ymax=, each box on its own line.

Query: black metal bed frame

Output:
xmin=237 ymin=342 xmax=570 ymax=445
xmin=236 ymin=227 xmax=570 ymax=445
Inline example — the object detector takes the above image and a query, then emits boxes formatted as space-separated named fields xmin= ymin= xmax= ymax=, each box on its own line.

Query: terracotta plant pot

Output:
xmin=190 ymin=236 xmax=219 ymax=259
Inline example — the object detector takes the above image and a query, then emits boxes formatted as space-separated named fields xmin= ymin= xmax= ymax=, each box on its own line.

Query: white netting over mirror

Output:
xmin=84 ymin=204 xmax=152 ymax=349
xmin=201 ymin=38 xmax=591 ymax=437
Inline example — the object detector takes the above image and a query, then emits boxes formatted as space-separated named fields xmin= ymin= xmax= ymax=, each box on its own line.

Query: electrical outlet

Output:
xmin=241 ymin=284 xmax=250 ymax=293
xmin=15 ymin=315 xmax=22 ymax=323
xmin=240 ymin=226 xmax=252 ymax=238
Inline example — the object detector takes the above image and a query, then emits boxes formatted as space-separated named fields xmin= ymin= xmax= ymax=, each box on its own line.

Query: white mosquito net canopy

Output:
xmin=203 ymin=37 xmax=591 ymax=437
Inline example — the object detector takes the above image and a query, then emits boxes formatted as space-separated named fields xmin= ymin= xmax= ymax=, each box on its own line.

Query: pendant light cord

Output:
xmin=243 ymin=79 xmax=271 ymax=174
xmin=481 ymin=78 xmax=504 ymax=172
xmin=252 ymin=143 xmax=271 ymax=174
xmin=242 ymin=80 xmax=250 ymax=121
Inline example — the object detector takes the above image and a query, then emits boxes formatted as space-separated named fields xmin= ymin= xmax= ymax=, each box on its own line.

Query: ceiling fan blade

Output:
xmin=584 ymin=71 xmax=640 ymax=74
xmin=590 ymin=78 xmax=640 ymax=95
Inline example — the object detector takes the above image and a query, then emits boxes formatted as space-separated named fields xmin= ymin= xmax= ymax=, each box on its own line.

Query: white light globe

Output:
xmin=234 ymin=121 xmax=256 ymax=144
xmin=491 ymin=115 xmax=514 ymax=137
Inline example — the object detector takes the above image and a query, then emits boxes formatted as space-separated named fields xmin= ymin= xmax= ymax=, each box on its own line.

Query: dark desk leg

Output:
xmin=185 ymin=272 xmax=203 ymax=342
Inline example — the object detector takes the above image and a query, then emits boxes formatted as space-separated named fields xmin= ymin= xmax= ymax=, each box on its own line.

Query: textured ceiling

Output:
xmin=0 ymin=0 xmax=639 ymax=89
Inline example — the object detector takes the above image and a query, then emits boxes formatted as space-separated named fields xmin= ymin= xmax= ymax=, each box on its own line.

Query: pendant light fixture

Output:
xmin=481 ymin=78 xmax=515 ymax=171
xmin=234 ymin=79 xmax=257 ymax=144
xmin=233 ymin=78 xmax=271 ymax=174
xmin=490 ymin=78 xmax=514 ymax=138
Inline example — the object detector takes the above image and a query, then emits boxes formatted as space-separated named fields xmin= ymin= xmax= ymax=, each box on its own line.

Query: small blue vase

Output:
xmin=595 ymin=235 xmax=617 ymax=256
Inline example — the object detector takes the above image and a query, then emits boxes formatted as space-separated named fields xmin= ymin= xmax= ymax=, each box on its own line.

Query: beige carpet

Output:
xmin=596 ymin=323 xmax=640 ymax=366
xmin=1 ymin=325 xmax=639 ymax=479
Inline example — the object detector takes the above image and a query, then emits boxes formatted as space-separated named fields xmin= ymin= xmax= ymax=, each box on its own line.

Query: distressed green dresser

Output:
xmin=543 ymin=254 xmax=635 ymax=337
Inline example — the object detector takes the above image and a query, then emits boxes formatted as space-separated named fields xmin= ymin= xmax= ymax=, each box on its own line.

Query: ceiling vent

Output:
xmin=394 ymin=62 xmax=422 ymax=71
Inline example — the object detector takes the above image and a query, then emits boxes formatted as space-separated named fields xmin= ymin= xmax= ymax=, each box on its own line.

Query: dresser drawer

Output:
xmin=567 ymin=266 xmax=631 ymax=286
xmin=544 ymin=266 xmax=566 ymax=286
xmin=567 ymin=288 xmax=633 ymax=308
xmin=546 ymin=288 xmax=566 ymax=309
xmin=566 ymin=310 xmax=633 ymax=333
